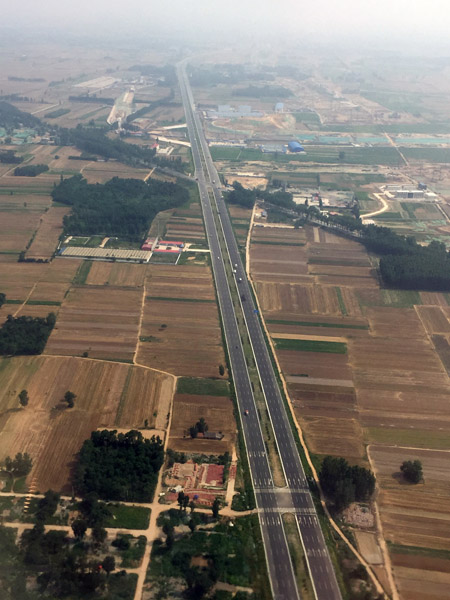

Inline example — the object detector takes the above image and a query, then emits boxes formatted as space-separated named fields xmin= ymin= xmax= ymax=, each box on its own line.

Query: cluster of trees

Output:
xmin=400 ymin=459 xmax=423 ymax=484
xmin=319 ymin=456 xmax=376 ymax=511
xmin=232 ymin=84 xmax=293 ymax=98
xmin=74 ymin=429 xmax=164 ymax=502
xmin=0 ymin=313 xmax=56 ymax=355
xmin=4 ymin=452 xmax=33 ymax=477
xmin=189 ymin=417 xmax=208 ymax=439
xmin=156 ymin=511 xmax=258 ymax=600
xmin=261 ymin=192 xmax=450 ymax=291
xmin=0 ymin=150 xmax=23 ymax=164
xmin=227 ymin=182 xmax=298 ymax=213
xmin=14 ymin=164 xmax=49 ymax=177
xmin=0 ymin=487 xmax=134 ymax=599
xmin=226 ymin=181 xmax=256 ymax=208
xmin=52 ymin=175 xmax=189 ymax=240
xmin=55 ymin=126 xmax=157 ymax=166
xmin=0 ymin=100 xmax=41 ymax=128
xmin=0 ymin=292 xmax=5 ymax=307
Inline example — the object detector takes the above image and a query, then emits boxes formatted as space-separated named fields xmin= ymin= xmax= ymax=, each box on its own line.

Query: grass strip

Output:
xmin=252 ymin=240 xmax=306 ymax=247
xmin=25 ymin=300 xmax=61 ymax=306
xmin=72 ymin=260 xmax=92 ymax=285
xmin=274 ymin=338 xmax=347 ymax=354
xmin=335 ymin=287 xmax=348 ymax=316
xmin=177 ymin=376 xmax=229 ymax=397
xmin=267 ymin=319 xmax=368 ymax=330
xmin=387 ymin=542 xmax=450 ymax=560
xmin=145 ymin=296 xmax=215 ymax=303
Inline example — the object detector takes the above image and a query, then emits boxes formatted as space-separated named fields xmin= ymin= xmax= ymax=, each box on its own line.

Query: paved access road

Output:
xmin=177 ymin=61 xmax=341 ymax=600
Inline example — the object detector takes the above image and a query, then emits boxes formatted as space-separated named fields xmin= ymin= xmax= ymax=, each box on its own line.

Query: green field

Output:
xmin=177 ymin=376 xmax=229 ymax=396
xmin=402 ymin=147 xmax=450 ymax=163
xmin=273 ymin=338 xmax=347 ymax=354
xmin=105 ymin=504 xmax=151 ymax=529
xmin=146 ymin=296 xmax=215 ymax=303
xmin=211 ymin=146 xmax=401 ymax=165
xmin=267 ymin=319 xmax=368 ymax=330
xmin=366 ymin=427 xmax=450 ymax=449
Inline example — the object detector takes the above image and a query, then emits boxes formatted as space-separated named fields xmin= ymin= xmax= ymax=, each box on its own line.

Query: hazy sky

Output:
xmin=3 ymin=0 xmax=450 ymax=48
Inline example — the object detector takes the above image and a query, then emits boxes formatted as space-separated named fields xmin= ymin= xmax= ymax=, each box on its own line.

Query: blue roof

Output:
xmin=288 ymin=141 xmax=304 ymax=151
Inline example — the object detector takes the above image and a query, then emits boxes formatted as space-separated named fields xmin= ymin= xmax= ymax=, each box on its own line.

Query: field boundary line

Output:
xmin=414 ymin=304 xmax=450 ymax=380
xmin=244 ymin=225 xmax=388 ymax=599
xmin=366 ymin=445 xmax=400 ymax=600
xmin=134 ymin=281 xmax=147 ymax=365
xmin=13 ymin=282 xmax=38 ymax=317
xmin=41 ymin=352 xmax=177 ymax=379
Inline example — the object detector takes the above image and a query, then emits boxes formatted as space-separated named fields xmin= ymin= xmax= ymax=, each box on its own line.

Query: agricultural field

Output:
xmin=249 ymin=221 xmax=450 ymax=598
xmin=45 ymin=284 xmax=142 ymax=362
xmin=169 ymin=388 xmax=235 ymax=454
xmin=86 ymin=261 xmax=147 ymax=287
xmin=81 ymin=161 xmax=149 ymax=184
xmin=0 ymin=258 xmax=80 ymax=306
xmin=136 ymin=264 xmax=225 ymax=377
xmin=25 ymin=205 xmax=70 ymax=260
xmin=0 ymin=355 xmax=173 ymax=493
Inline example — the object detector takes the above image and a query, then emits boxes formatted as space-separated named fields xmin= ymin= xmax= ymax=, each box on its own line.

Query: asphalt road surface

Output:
xmin=177 ymin=61 xmax=342 ymax=600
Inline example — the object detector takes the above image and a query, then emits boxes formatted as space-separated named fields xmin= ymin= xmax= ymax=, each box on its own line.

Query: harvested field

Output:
xmin=26 ymin=206 xmax=70 ymax=260
xmin=0 ymin=211 xmax=41 ymax=254
xmin=136 ymin=263 xmax=223 ymax=377
xmin=169 ymin=393 xmax=235 ymax=454
xmin=46 ymin=285 xmax=142 ymax=361
xmin=250 ymin=221 xmax=450 ymax=592
xmin=255 ymin=282 xmax=343 ymax=315
xmin=86 ymin=262 xmax=147 ymax=287
xmin=0 ymin=355 xmax=174 ymax=493
xmin=0 ymin=258 xmax=80 ymax=301
xmin=82 ymin=162 xmax=148 ymax=184
xmin=146 ymin=264 xmax=216 ymax=301
xmin=416 ymin=305 xmax=450 ymax=334
xmin=137 ymin=299 xmax=224 ymax=377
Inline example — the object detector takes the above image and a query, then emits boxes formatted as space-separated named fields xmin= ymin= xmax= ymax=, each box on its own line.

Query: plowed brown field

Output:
xmin=250 ymin=222 xmax=450 ymax=597
xmin=46 ymin=285 xmax=142 ymax=361
xmin=0 ymin=355 xmax=174 ymax=493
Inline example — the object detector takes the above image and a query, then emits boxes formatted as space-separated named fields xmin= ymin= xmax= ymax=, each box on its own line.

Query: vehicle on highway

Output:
xmin=244 ymin=409 xmax=249 ymax=416
xmin=238 ymin=277 xmax=242 ymax=282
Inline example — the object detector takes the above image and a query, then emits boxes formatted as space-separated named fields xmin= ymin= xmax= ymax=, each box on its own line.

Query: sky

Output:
xmin=2 ymin=0 xmax=450 ymax=49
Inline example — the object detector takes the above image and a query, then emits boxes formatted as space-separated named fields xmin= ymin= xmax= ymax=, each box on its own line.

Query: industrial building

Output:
xmin=206 ymin=104 xmax=263 ymax=119
xmin=287 ymin=141 xmax=305 ymax=153
xmin=382 ymin=185 xmax=438 ymax=201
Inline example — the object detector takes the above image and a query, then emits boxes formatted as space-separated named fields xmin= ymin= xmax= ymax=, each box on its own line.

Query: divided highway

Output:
xmin=177 ymin=61 xmax=342 ymax=600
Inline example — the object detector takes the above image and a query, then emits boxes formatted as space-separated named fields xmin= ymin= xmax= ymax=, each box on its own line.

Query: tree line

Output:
xmin=0 ymin=100 xmax=41 ymax=129
xmin=52 ymin=174 xmax=189 ymax=241
xmin=14 ymin=164 xmax=49 ymax=177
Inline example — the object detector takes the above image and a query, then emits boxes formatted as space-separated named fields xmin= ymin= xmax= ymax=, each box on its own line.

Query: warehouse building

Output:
xmin=288 ymin=141 xmax=305 ymax=153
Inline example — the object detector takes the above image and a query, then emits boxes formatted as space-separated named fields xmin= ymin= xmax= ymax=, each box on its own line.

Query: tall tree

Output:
xmin=18 ymin=389 xmax=29 ymax=407
xmin=400 ymin=460 xmax=423 ymax=484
